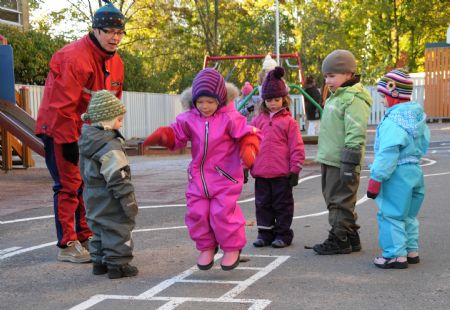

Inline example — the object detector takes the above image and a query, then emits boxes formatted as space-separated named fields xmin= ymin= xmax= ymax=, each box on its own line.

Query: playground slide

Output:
xmin=0 ymin=99 xmax=44 ymax=157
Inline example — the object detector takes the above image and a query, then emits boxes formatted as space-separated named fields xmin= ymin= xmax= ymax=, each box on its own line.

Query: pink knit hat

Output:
xmin=241 ymin=82 xmax=254 ymax=97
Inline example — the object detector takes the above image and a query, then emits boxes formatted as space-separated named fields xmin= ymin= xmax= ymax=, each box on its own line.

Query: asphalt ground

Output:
xmin=1 ymin=123 xmax=450 ymax=310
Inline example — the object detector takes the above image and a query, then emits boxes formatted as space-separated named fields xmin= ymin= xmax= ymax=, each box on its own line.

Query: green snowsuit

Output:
xmin=316 ymin=82 xmax=372 ymax=240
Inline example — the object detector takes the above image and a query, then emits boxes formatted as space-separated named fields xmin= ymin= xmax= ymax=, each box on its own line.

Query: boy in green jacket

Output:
xmin=313 ymin=50 xmax=372 ymax=255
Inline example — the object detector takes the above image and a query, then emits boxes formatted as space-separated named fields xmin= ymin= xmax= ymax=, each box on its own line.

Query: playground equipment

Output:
xmin=0 ymin=35 xmax=44 ymax=171
xmin=203 ymin=53 xmax=322 ymax=144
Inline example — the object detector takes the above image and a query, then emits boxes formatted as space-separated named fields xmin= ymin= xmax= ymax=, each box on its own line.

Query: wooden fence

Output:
xmin=425 ymin=43 xmax=450 ymax=118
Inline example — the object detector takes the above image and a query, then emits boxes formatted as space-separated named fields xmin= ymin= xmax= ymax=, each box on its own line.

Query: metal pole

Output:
xmin=275 ymin=0 xmax=280 ymax=65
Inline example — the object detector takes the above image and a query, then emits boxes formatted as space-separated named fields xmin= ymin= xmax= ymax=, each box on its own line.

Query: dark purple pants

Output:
xmin=254 ymin=176 xmax=294 ymax=244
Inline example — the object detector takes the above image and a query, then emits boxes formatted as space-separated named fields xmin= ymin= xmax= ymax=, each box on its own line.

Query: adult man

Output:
xmin=35 ymin=1 xmax=126 ymax=263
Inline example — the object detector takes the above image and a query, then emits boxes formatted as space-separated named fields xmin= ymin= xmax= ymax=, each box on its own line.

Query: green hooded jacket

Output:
xmin=316 ymin=82 xmax=372 ymax=170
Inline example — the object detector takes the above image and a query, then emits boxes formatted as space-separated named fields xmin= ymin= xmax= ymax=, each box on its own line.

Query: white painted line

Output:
xmin=421 ymin=158 xmax=436 ymax=166
xmin=134 ymin=226 xmax=186 ymax=233
xmin=293 ymin=211 xmax=328 ymax=220
xmin=179 ymin=279 xmax=242 ymax=284
xmin=219 ymin=255 xmax=289 ymax=300
xmin=71 ymin=296 xmax=272 ymax=310
xmin=424 ymin=172 xmax=450 ymax=177
xmin=0 ymin=215 xmax=53 ymax=224
xmin=432 ymin=150 xmax=437 ymax=154
xmin=0 ymin=247 xmax=21 ymax=255
xmin=139 ymin=204 xmax=185 ymax=209
xmin=0 ymin=175 xmax=322 ymax=225
xmin=3 ymin=170 xmax=449 ymax=261
xmin=0 ymin=241 xmax=55 ymax=260
xmin=71 ymin=254 xmax=285 ymax=310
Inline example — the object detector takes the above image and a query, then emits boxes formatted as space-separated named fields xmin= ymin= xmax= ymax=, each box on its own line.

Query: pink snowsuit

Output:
xmin=170 ymin=102 xmax=259 ymax=252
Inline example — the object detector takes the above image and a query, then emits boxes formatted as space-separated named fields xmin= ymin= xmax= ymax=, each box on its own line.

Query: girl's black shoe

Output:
xmin=407 ymin=256 xmax=420 ymax=264
xmin=373 ymin=257 xmax=408 ymax=269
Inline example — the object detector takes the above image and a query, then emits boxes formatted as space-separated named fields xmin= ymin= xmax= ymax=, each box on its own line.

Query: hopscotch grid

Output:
xmin=70 ymin=254 xmax=288 ymax=310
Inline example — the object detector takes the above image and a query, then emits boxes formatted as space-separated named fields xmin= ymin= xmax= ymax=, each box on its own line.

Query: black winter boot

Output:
xmin=93 ymin=263 xmax=108 ymax=275
xmin=313 ymin=232 xmax=352 ymax=255
xmin=107 ymin=264 xmax=138 ymax=279
xmin=348 ymin=231 xmax=362 ymax=252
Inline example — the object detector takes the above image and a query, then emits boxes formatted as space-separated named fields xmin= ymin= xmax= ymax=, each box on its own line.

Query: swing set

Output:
xmin=203 ymin=53 xmax=323 ymax=142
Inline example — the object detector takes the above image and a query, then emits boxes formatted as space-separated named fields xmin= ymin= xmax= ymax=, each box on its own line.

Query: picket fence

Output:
xmin=17 ymin=78 xmax=425 ymax=140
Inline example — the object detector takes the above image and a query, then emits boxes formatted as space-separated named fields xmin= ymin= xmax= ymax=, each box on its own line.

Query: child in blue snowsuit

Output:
xmin=367 ymin=69 xmax=430 ymax=269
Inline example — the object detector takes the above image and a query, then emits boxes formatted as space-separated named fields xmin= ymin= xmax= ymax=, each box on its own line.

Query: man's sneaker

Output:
xmin=107 ymin=264 xmax=138 ymax=279
xmin=57 ymin=240 xmax=91 ymax=263
xmin=93 ymin=263 xmax=108 ymax=275
xmin=348 ymin=231 xmax=362 ymax=252
xmin=313 ymin=233 xmax=352 ymax=255
xmin=81 ymin=236 xmax=93 ymax=252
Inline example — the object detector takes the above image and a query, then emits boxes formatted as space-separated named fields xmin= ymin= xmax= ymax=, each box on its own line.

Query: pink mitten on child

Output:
xmin=143 ymin=127 xmax=175 ymax=149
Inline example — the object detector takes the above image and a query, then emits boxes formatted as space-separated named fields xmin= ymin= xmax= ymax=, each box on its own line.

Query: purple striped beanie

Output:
xmin=377 ymin=68 xmax=413 ymax=100
xmin=192 ymin=68 xmax=227 ymax=106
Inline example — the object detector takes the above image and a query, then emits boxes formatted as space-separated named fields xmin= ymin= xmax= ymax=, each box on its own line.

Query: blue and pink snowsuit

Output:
xmin=169 ymin=99 xmax=259 ymax=252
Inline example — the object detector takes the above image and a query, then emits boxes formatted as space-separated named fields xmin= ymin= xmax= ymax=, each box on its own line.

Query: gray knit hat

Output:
xmin=81 ymin=90 xmax=126 ymax=123
xmin=322 ymin=49 xmax=357 ymax=74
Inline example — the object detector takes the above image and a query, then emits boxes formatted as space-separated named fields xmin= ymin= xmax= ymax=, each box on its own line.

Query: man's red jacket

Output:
xmin=35 ymin=34 xmax=124 ymax=144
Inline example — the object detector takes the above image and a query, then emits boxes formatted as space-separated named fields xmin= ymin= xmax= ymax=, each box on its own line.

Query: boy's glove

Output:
xmin=243 ymin=169 xmax=249 ymax=184
xmin=239 ymin=134 xmax=260 ymax=168
xmin=143 ymin=126 xmax=175 ymax=149
xmin=61 ymin=141 xmax=79 ymax=165
xmin=340 ymin=147 xmax=361 ymax=184
xmin=288 ymin=172 xmax=299 ymax=187
xmin=120 ymin=192 xmax=138 ymax=219
xmin=367 ymin=179 xmax=381 ymax=199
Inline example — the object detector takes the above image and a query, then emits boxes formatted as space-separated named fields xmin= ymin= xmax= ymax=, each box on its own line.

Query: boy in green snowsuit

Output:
xmin=313 ymin=50 xmax=372 ymax=255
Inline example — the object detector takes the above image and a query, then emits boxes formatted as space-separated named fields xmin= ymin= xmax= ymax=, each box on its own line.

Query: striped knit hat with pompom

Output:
xmin=377 ymin=68 xmax=413 ymax=100
xmin=81 ymin=90 xmax=126 ymax=123
xmin=192 ymin=68 xmax=227 ymax=106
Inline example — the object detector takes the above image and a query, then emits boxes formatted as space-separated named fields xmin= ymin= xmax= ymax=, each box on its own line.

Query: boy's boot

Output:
xmin=57 ymin=240 xmax=91 ymax=263
xmin=348 ymin=231 xmax=362 ymax=252
xmin=93 ymin=263 xmax=108 ymax=275
xmin=108 ymin=263 xmax=138 ymax=279
xmin=313 ymin=232 xmax=352 ymax=255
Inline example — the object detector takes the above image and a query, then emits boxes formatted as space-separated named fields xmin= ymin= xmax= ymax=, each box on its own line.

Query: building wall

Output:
xmin=0 ymin=0 xmax=29 ymax=31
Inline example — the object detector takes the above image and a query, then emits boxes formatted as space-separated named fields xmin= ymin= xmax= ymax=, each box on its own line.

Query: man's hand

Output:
xmin=61 ymin=141 xmax=79 ymax=165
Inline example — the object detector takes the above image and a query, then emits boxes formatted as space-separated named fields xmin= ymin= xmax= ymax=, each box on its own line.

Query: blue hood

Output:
xmin=385 ymin=102 xmax=427 ymax=138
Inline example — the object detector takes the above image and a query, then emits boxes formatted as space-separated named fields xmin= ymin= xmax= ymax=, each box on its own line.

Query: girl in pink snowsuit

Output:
xmin=144 ymin=68 xmax=261 ymax=271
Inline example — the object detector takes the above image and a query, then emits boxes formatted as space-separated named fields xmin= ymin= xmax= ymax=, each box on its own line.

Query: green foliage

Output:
xmin=12 ymin=0 xmax=450 ymax=91
xmin=0 ymin=24 xmax=67 ymax=85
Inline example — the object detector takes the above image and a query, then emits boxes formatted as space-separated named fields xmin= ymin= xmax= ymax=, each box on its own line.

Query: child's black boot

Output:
xmin=93 ymin=263 xmax=108 ymax=275
xmin=313 ymin=232 xmax=352 ymax=255
xmin=107 ymin=263 xmax=138 ymax=279
xmin=348 ymin=231 xmax=362 ymax=252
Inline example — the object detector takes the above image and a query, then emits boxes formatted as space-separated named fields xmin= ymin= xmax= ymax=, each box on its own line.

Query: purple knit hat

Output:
xmin=261 ymin=66 xmax=289 ymax=100
xmin=192 ymin=68 xmax=227 ymax=106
